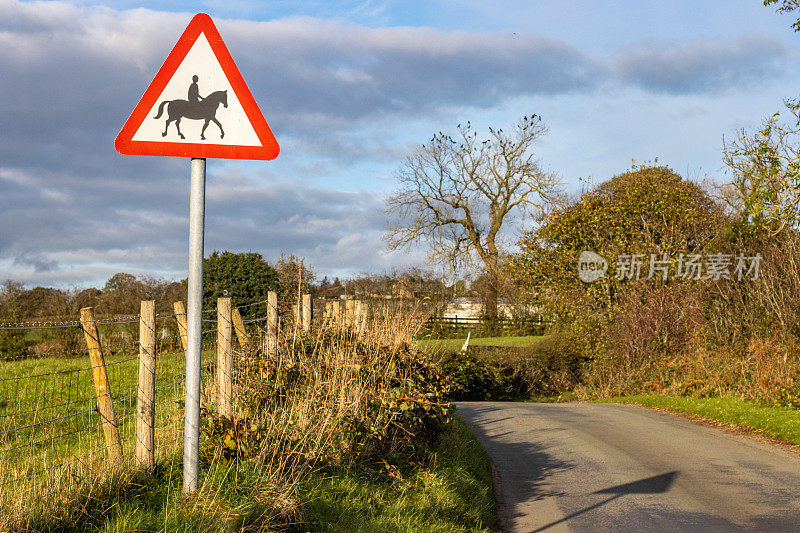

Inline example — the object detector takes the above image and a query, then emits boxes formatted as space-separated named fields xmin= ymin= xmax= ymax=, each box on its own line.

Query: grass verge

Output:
xmin=22 ymin=453 xmax=301 ymax=532
xmin=597 ymin=395 xmax=800 ymax=446
xmin=21 ymin=414 xmax=497 ymax=532
xmin=300 ymin=414 xmax=497 ymax=532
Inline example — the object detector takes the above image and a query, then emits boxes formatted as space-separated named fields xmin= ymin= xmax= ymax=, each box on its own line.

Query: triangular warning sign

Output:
xmin=115 ymin=13 xmax=279 ymax=160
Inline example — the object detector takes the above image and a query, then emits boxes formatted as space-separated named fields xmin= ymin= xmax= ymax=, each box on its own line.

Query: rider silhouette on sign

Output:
xmin=154 ymin=76 xmax=228 ymax=140
xmin=188 ymin=75 xmax=204 ymax=104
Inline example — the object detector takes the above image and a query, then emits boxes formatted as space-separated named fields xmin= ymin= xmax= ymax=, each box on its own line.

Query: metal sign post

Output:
xmin=183 ymin=157 xmax=206 ymax=492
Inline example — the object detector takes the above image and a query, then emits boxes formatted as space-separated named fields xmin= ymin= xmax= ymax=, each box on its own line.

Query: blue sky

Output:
xmin=2 ymin=0 xmax=800 ymax=288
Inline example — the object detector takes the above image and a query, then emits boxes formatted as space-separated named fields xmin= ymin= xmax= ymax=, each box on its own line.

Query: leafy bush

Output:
xmin=438 ymin=341 xmax=582 ymax=400
xmin=437 ymin=349 xmax=512 ymax=400
xmin=512 ymin=165 xmax=726 ymax=363
xmin=584 ymin=283 xmax=705 ymax=395
xmin=0 ymin=330 xmax=27 ymax=361
xmin=200 ymin=312 xmax=451 ymax=471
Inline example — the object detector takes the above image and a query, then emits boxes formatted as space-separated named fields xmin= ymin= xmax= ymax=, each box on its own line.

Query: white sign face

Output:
xmin=131 ymin=34 xmax=261 ymax=147
xmin=116 ymin=13 xmax=279 ymax=160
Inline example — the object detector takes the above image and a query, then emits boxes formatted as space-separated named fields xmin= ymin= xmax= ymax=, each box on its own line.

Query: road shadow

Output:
xmin=457 ymin=402 xmax=800 ymax=531
xmin=455 ymin=402 xmax=578 ymax=530
xmin=529 ymin=471 xmax=679 ymax=532
xmin=459 ymin=404 xmax=685 ymax=531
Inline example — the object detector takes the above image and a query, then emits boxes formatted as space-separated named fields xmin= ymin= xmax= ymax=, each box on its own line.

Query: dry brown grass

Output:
xmin=579 ymin=329 xmax=800 ymax=408
xmin=574 ymin=259 xmax=800 ymax=406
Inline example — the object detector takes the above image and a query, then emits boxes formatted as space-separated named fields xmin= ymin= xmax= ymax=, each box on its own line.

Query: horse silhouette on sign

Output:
xmin=154 ymin=89 xmax=228 ymax=140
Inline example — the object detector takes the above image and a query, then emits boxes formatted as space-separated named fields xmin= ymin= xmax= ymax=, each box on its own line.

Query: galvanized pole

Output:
xmin=183 ymin=157 xmax=206 ymax=492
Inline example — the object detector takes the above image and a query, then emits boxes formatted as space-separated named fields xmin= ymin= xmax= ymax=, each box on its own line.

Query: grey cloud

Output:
xmin=224 ymin=17 xmax=602 ymax=130
xmin=0 ymin=1 xmax=592 ymax=286
xmin=0 ymin=163 xmax=404 ymax=286
xmin=0 ymin=3 xmax=601 ymax=177
xmin=615 ymin=36 xmax=786 ymax=94
xmin=12 ymin=253 xmax=59 ymax=273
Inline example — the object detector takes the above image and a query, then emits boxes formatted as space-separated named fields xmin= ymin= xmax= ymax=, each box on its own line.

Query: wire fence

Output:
xmin=0 ymin=294 xmax=404 ymax=521
xmin=0 ymin=307 xmax=222 ymax=517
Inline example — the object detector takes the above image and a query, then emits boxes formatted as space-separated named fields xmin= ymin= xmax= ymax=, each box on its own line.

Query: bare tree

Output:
xmin=385 ymin=115 xmax=561 ymax=316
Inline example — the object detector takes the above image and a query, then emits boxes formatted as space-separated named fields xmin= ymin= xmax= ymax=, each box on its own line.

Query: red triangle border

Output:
xmin=115 ymin=13 xmax=279 ymax=160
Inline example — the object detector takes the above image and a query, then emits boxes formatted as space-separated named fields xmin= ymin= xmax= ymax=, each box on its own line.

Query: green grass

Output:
xmin=416 ymin=335 xmax=545 ymax=353
xmin=299 ymin=414 xmax=498 ymax=532
xmin=598 ymin=395 xmax=800 ymax=446
xmin=18 ymin=453 xmax=295 ymax=532
xmin=0 ymin=348 xmax=214 ymax=506
xmin=21 ymin=415 xmax=497 ymax=532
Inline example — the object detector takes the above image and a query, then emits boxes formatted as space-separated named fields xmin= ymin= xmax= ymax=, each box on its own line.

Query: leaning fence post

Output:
xmin=302 ymin=294 xmax=312 ymax=332
xmin=267 ymin=291 xmax=278 ymax=355
xmin=231 ymin=307 xmax=250 ymax=349
xmin=174 ymin=301 xmax=206 ymax=406
xmin=136 ymin=300 xmax=156 ymax=471
xmin=80 ymin=307 xmax=124 ymax=469
xmin=217 ymin=298 xmax=233 ymax=418
xmin=332 ymin=300 xmax=341 ymax=326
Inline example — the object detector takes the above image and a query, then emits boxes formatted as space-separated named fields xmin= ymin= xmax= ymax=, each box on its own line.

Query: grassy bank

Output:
xmin=17 ymin=415 xmax=496 ymax=532
xmin=300 ymin=415 xmax=497 ymax=532
xmin=425 ymin=335 xmax=800 ymax=451
xmin=598 ymin=395 xmax=800 ymax=447
xmin=419 ymin=335 xmax=800 ymax=449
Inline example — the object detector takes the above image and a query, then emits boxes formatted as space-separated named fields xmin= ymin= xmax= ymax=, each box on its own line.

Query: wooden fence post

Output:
xmin=174 ymin=301 xmax=188 ymax=351
xmin=345 ymin=299 xmax=356 ymax=328
xmin=267 ymin=291 xmax=278 ymax=355
xmin=174 ymin=301 xmax=206 ymax=406
xmin=231 ymin=307 xmax=250 ymax=349
xmin=80 ymin=307 xmax=123 ymax=469
xmin=356 ymin=300 xmax=366 ymax=335
xmin=217 ymin=298 xmax=233 ymax=418
xmin=302 ymin=294 xmax=312 ymax=332
xmin=136 ymin=300 xmax=156 ymax=472
xmin=332 ymin=300 xmax=341 ymax=326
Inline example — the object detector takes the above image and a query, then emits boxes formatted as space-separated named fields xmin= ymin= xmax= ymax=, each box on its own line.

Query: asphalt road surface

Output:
xmin=455 ymin=402 xmax=800 ymax=532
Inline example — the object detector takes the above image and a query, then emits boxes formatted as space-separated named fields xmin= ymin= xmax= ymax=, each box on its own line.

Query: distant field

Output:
xmin=416 ymin=335 xmax=545 ymax=353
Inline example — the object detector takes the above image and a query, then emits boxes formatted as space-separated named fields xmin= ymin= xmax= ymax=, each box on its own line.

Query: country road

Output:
xmin=455 ymin=402 xmax=800 ymax=532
